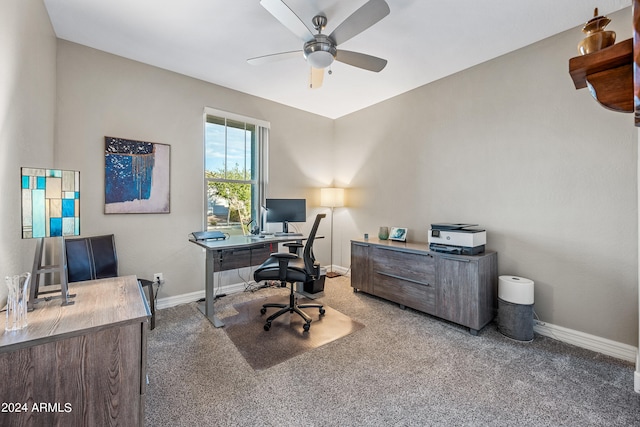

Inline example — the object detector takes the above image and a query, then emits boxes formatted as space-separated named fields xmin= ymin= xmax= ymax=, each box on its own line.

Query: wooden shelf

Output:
xmin=568 ymin=37 xmax=633 ymax=113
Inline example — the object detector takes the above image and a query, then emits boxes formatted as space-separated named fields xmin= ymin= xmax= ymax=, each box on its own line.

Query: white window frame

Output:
xmin=203 ymin=107 xmax=269 ymax=233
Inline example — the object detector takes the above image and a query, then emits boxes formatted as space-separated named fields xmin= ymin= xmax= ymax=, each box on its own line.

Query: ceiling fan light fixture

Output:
xmin=253 ymin=0 xmax=390 ymax=79
xmin=307 ymin=51 xmax=334 ymax=68
xmin=304 ymin=35 xmax=337 ymax=69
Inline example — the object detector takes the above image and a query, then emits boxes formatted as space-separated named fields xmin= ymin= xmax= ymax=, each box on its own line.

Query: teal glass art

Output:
xmin=21 ymin=168 xmax=80 ymax=238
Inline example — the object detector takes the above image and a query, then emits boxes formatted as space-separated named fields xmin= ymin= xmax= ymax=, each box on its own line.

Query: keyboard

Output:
xmin=274 ymin=232 xmax=303 ymax=237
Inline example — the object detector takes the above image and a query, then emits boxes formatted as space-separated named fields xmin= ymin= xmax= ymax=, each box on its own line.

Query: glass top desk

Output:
xmin=189 ymin=234 xmax=312 ymax=327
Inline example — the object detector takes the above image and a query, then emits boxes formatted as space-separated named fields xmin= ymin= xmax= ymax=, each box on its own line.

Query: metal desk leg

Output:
xmin=197 ymin=248 xmax=225 ymax=328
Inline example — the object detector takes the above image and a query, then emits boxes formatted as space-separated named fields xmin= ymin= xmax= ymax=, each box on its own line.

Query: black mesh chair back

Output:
xmin=302 ymin=213 xmax=323 ymax=277
xmin=253 ymin=213 xmax=327 ymax=332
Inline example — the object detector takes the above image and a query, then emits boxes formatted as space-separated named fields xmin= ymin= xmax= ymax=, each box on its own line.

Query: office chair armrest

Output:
xmin=283 ymin=242 xmax=303 ymax=254
xmin=269 ymin=252 xmax=298 ymax=281
xmin=269 ymin=252 xmax=298 ymax=259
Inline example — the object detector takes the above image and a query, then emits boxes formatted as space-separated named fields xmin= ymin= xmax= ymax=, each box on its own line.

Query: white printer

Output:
xmin=428 ymin=223 xmax=486 ymax=255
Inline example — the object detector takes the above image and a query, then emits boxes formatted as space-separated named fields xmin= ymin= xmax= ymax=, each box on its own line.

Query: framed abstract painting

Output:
xmin=104 ymin=136 xmax=170 ymax=214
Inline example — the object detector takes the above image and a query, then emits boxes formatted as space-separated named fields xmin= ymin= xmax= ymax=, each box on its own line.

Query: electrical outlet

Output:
xmin=154 ymin=273 xmax=163 ymax=283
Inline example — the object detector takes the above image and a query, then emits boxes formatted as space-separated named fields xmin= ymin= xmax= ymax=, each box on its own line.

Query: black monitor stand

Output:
xmin=282 ymin=221 xmax=289 ymax=233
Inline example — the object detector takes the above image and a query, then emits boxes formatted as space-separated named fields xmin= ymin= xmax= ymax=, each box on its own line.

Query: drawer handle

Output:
xmin=376 ymin=271 xmax=431 ymax=287
xmin=440 ymin=256 xmax=471 ymax=263
xmin=377 ymin=246 xmax=429 ymax=256
xmin=353 ymin=242 xmax=370 ymax=247
xmin=378 ymin=246 xmax=412 ymax=253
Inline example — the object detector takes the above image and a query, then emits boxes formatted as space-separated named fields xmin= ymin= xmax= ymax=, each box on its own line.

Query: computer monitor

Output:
xmin=265 ymin=199 xmax=306 ymax=233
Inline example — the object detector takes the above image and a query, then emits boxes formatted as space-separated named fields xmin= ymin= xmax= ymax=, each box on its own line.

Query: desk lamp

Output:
xmin=21 ymin=167 xmax=80 ymax=309
xmin=320 ymin=187 xmax=344 ymax=278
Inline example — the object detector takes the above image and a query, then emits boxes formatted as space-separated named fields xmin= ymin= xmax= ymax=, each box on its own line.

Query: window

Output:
xmin=204 ymin=108 xmax=268 ymax=235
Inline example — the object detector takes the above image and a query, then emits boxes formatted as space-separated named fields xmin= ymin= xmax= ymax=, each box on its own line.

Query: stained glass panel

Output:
xmin=21 ymin=168 xmax=80 ymax=239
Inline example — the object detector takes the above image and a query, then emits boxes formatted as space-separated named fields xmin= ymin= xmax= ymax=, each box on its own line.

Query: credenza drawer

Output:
xmin=374 ymin=271 xmax=436 ymax=314
xmin=215 ymin=245 xmax=271 ymax=272
xmin=373 ymin=247 xmax=435 ymax=283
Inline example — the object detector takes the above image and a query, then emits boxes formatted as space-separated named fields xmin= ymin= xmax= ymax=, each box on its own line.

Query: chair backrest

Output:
xmin=65 ymin=238 xmax=94 ymax=282
xmin=302 ymin=213 xmax=326 ymax=275
xmin=65 ymin=234 xmax=118 ymax=282
xmin=90 ymin=235 xmax=118 ymax=279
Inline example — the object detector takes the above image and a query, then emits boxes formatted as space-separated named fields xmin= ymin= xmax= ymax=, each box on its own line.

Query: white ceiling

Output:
xmin=44 ymin=0 xmax=631 ymax=119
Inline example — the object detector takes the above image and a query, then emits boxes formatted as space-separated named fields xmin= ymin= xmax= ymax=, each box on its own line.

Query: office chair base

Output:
xmin=261 ymin=284 xmax=325 ymax=331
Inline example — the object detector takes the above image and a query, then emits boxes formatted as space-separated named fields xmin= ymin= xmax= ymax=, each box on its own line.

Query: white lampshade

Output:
xmin=307 ymin=51 xmax=334 ymax=69
xmin=320 ymin=187 xmax=345 ymax=208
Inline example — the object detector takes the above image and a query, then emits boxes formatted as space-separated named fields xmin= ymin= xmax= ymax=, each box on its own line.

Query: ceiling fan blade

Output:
xmin=309 ymin=67 xmax=324 ymax=89
xmin=260 ymin=0 xmax=315 ymax=42
xmin=335 ymin=50 xmax=387 ymax=72
xmin=247 ymin=50 xmax=303 ymax=66
xmin=329 ymin=0 xmax=390 ymax=46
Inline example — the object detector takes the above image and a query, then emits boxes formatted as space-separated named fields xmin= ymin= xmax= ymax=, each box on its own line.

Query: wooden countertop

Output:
xmin=0 ymin=275 xmax=150 ymax=353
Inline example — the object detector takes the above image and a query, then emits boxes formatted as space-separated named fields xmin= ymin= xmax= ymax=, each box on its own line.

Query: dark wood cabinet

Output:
xmin=569 ymin=38 xmax=633 ymax=113
xmin=351 ymin=239 xmax=497 ymax=334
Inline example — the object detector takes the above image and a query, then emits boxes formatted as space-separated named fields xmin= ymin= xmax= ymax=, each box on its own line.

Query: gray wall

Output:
xmin=333 ymin=8 xmax=638 ymax=346
xmin=0 ymin=0 xmax=57 ymax=304
xmin=54 ymin=40 xmax=335 ymax=299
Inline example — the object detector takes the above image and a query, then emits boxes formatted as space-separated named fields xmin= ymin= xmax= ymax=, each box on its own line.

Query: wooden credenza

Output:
xmin=351 ymin=239 xmax=498 ymax=334
xmin=0 ymin=275 xmax=150 ymax=427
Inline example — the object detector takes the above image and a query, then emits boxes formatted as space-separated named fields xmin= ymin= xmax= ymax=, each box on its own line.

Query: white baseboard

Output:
xmin=156 ymin=289 xmax=203 ymax=310
xmin=333 ymin=266 xmax=636 ymax=365
xmin=155 ymin=281 xmax=250 ymax=310
xmin=325 ymin=265 xmax=350 ymax=276
xmin=534 ymin=321 xmax=637 ymax=363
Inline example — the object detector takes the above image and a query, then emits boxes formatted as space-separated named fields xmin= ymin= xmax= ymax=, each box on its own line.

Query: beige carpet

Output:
xmin=145 ymin=277 xmax=639 ymax=426
xmin=222 ymin=295 xmax=364 ymax=370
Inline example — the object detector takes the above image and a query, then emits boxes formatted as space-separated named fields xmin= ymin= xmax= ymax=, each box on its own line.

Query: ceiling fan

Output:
xmin=248 ymin=0 xmax=390 ymax=89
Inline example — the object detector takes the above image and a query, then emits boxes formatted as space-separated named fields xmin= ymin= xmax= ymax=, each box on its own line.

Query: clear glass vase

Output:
xmin=5 ymin=272 xmax=30 ymax=332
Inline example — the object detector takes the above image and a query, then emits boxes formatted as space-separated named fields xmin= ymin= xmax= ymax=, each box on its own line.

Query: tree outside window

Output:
xmin=205 ymin=113 xmax=261 ymax=236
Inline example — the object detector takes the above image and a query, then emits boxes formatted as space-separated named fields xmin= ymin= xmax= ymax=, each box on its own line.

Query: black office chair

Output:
xmin=65 ymin=234 xmax=156 ymax=329
xmin=253 ymin=213 xmax=326 ymax=332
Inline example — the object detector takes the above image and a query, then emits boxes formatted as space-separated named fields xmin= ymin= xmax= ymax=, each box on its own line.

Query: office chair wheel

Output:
xmin=264 ymin=322 xmax=271 ymax=331
xmin=260 ymin=307 xmax=267 ymax=315
xmin=319 ymin=308 xmax=326 ymax=316
xmin=303 ymin=322 xmax=311 ymax=332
